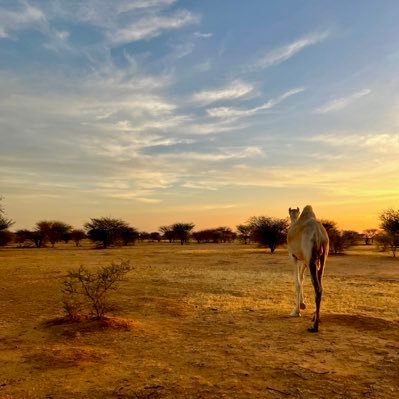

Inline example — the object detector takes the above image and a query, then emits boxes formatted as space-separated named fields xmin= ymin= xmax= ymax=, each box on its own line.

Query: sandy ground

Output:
xmin=0 ymin=243 xmax=398 ymax=398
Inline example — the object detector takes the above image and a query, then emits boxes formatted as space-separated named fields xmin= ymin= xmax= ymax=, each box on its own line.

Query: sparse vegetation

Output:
xmin=62 ymin=260 xmax=131 ymax=319
xmin=0 ymin=243 xmax=397 ymax=398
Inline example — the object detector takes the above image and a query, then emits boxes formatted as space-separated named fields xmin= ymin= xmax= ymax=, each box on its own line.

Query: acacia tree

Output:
xmin=172 ymin=223 xmax=195 ymax=245
xmin=321 ymin=220 xmax=360 ymax=255
xmin=43 ymin=221 xmax=72 ymax=247
xmin=85 ymin=217 xmax=132 ymax=248
xmin=379 ymin=209 xmax=399 ymax=257
xmin=236 ymin=224 xmax=252 ymax=244
xmin=363 ymin=229 xmax=378 ymax=245
xmin=159 ymin=225 xmax=175 ymax=242
xmin=120 ymin=226 xmax=139 ymax=246
xmin=248 ymin=216 xmax=288 ymax=253
xmin=70 ymin=229 xmax=86 ymax=247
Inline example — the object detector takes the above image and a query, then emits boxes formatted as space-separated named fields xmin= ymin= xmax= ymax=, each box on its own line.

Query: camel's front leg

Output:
xmin=289 ymin=254 xmax=303 ymax=316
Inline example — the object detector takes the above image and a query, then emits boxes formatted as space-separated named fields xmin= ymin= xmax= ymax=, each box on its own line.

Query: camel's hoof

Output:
xmin=307 ymin=325 xmax=319 ymax=333
xmin=310 ymin=312 xmax=316 ymax=322
xmin=290 ymin=309 xmax=301 ymax=317
xmin=300 ymin=302 xmax=306 ymax=310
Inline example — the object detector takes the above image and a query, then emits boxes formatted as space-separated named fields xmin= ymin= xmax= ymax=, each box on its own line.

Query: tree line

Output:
xmin=0 ymin=198 xmax=398 ymax=256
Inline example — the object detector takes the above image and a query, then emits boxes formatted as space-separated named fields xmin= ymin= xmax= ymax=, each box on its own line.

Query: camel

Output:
xmin=287 ymin=205 xmax=329 ymax=332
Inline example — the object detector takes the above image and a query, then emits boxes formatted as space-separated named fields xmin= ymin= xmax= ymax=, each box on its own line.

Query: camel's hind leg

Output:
xmin=308 ymin=252 xmax=323 ymax=332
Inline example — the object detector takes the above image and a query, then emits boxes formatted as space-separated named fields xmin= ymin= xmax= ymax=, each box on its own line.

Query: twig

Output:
xmin=266 ymin=386 xmax=292 ymax=396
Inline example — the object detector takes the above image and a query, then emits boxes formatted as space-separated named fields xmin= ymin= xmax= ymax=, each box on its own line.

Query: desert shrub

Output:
xmin=62 ymin=260 xmax=131 ymax=319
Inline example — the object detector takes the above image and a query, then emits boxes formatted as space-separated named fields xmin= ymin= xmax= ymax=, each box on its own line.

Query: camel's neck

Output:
xmin=289 ymin=216 xmax=299 ymax=226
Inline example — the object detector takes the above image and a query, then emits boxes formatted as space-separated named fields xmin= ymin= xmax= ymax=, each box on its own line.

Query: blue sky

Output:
xmin=1 ymin=0 xmax=399 ymax=231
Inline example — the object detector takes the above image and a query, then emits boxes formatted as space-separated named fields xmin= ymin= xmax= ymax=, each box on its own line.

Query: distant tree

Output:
xmin=32 ymin=221 xmax=51 ymax=247
xmin=379 ymin=209 xmax=399 ymax=257
xmin=70 ymin=229 xmax=86 ymax=247
xmin=15 ymin=229 xmax=34 ymax=247
xmin=216 ymin=227 xmax=235 ymax=243
xmin=236 ymin=224 xmax=252 ymax=244
xmin=248 ymin=216 xmax=289 ymax=254
xmin=320 ymin=219 xmax=337 ymax=234
xmin=172 ymin=223 xmax=195 ymax=245
xmin=0 ymin=230 xmax=13 ymax=246
xmin=193 ymin=229 xmax=217 ymax=243
xmin=159 ymin=225 xmax=175 ymax=243
xmin=149 ymin=232 xmax=161 ymax=242
xmin=0 ymin=197 xmax=14 ymax=232
xmin=363 ymin=228 xmax=378 ymax=245
xmin=84 ymin=217 xmax=131 ymax=248
xmin=375 ymin=232 xmax=391 ymax=253
xmin=138 ymin=231 xmax=150 ymax=242
xmin=45 ymin=221 xmax=72 ymax=247
xmin=120 ymin=226 xmax=139 ymax=246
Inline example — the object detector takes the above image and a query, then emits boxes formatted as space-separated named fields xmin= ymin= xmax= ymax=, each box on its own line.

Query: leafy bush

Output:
xmin=62 ymin=260 xmax=131 ymax=319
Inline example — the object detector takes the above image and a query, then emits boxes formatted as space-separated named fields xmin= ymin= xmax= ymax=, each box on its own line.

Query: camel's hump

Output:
xmin=300 ymin=205 xmax=316 ymax=219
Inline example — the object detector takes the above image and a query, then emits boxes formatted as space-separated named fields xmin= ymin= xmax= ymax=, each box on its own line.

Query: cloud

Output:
xmin=192 ymin=80 xmax=254 ymax=105
xmin=193 ymin=31 xmax=213 ymax=38
xmin=309 ymin=132 xmax=399 ymax=153
xmin=207 ymin=87 xmax=305 ymax=119
xmin=107 ymin=9 xmax=199 ymax=45
xmin=314 ymin=89 xmax=371 ymax=113
xmin=254 ymin=31 xmax=329 ymax=69
xmin=0 ymin=2 xmax=46 ymax=38
xmin=160 ymin=146 xmax=264 ymax=162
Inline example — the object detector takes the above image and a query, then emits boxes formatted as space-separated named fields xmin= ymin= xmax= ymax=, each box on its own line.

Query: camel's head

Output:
xmin=288 ymin=207 xmax=300 ymax=224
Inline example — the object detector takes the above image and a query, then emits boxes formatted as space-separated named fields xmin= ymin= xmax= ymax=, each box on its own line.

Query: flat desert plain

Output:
xmin=0 ymin=243 xmax=398 ymax=398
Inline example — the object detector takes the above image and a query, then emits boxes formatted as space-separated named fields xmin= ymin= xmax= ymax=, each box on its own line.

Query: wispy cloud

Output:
xmin=192 ymin=80 xmax=254 ymax=105
xmin=207 ymin=87 xmax=305 ymax=119
xmin=161 ymin=146 xmax=264 ymax=162
xmin=314 ymin=89 xmax=371 ymax=114
xmin=0 ymin=2 xmax=46 ymax=38
xmin=254 ymin=31 xmax=329 ymax=69
xmin=309 ymin=132 xmax=399 ymax=153
xmin=107 ymin=9 xmax=199 ymax=45
xmin=193 ymin=31 xmax=212 ymax=38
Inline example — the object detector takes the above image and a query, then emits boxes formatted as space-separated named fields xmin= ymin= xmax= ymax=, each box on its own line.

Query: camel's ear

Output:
xmin=296 ymin=207 xmax=299 ymax=212
xmin=289 ymin=207 xmax=291 ymax=212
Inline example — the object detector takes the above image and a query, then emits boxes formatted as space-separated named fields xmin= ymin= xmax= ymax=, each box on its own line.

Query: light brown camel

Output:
xmin=287 ymin=205 xmax=329 ymax=332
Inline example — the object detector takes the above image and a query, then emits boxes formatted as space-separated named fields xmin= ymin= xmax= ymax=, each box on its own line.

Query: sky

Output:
xmin=1 ymin=0 xmax=399 ymax=232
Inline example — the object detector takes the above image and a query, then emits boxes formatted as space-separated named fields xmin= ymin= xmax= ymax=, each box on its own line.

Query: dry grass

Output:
xmin=0 ymin=242 xmax=398 ymax=398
